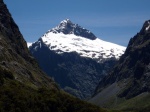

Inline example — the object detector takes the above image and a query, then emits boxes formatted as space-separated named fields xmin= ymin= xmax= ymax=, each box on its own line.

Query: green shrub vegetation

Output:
xmin=0 ymin=77 xmax=107 ymax=112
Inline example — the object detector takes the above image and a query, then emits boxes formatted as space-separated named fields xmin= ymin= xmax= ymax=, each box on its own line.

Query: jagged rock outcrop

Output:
xmin=49 ymin=19 xmax=97 ymax=40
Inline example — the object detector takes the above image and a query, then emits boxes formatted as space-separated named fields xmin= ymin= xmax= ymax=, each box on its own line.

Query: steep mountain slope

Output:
xmin=0 ymin=1 xmax=108 ymax=111
xmin=0 ymin=0 xmax=55 ymax=88
xmin=90 ymin=20 xmax=150 ymax=111
xmin=29 ymin=19 xmax=125 ymax=99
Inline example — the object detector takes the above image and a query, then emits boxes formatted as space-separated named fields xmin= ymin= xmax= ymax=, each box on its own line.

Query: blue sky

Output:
xmin=4 ymin=0 xmax=150 ymax=46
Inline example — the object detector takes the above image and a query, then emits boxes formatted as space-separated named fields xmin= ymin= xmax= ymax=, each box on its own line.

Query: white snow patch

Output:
xmin=27 ymin=42 xmax=32 ymax=48
xmin=40 ymin=32 xmax=126 ymax=62
xmin=146 ymin=25 xmax=150 ymax=31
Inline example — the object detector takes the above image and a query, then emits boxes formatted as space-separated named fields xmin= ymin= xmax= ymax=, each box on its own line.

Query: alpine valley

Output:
xmin=0 ymin=0 xmax=109 ymax=111
xmin=29 ymin=19 xmax=126 ymax=99
xmin=2 ymin=0 xmax=150 ymax=111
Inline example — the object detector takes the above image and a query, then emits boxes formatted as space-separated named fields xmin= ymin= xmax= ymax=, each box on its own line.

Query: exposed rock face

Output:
xmin=0 ymin=0 xmax=55 ymax=89
xmin=90 ymin=20 xmax=150 ymax=109
xmin=49 ymin=19 xmax=97 ymax=40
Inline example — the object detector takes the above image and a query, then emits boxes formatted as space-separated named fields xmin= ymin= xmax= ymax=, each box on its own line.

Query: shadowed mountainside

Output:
xmin=90 ymin=20 xmax=150 ymax=112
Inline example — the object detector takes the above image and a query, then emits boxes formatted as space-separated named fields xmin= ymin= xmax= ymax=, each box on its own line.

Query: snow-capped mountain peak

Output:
xmin=48 ymin=19 xmax=97 ymax=40
xmin=53 ymin=19 xmax=73 ymax=31
xmin=30 ymin=19 xmax=126 ymax=63
xmin=60 ymin=19 xmax=72 ymax=25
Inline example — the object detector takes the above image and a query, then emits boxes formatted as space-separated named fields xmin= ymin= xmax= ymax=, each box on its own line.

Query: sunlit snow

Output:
xmin=27 ymin=42 xmax=32 ymax=48
xmin=41 ymin=32 xmax=126 ymax=62
xmin=30 ymin=19 xmax=126 ymax=63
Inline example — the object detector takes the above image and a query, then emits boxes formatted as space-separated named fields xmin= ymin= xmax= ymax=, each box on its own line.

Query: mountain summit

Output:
xmin=48 ymin=19 xmax=97 ymax=40
xmin=29 ymin=19 xmax=126 ymax=99
xmin=32 ymin=19 xmax=125 ymax=63
xmin=140 ymin=20 xmax=150 ymax=34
